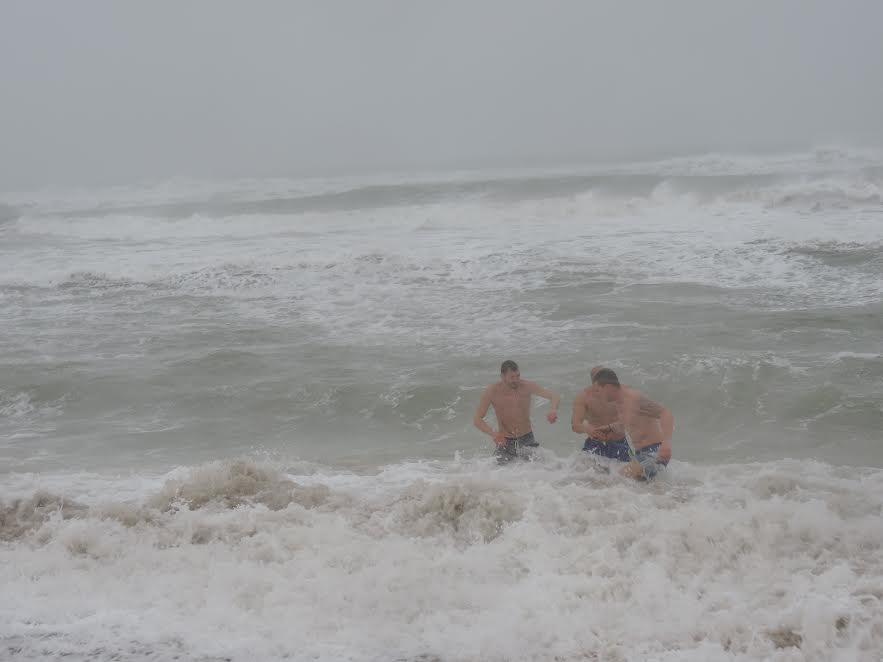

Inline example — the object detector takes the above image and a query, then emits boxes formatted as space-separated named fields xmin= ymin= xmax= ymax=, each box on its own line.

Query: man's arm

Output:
xmin=589 ymin=420 xmax=625 ymax=441
xmin=572 ymin=390 xmax=622 ymax=440
xmin=571 ymin=392 xmax=589 ymax=435
xmin=638 ymin=393 xmax=673 ymax=460
xmin=660 ymin=407 xmax=673 ymax=443
xmin=527 ymin=381 xmax=560 ymax=423
xmin=658 ymin=406 xmax=673 ymax=461
xmin=473 ymin=387 xmax=505 ymax=445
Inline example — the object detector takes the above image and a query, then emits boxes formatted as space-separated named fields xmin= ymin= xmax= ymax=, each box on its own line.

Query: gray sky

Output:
xmin=2 ymin=0 xmax=882 ymax=189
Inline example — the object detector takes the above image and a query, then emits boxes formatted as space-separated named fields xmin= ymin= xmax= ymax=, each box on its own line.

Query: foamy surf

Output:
xmin=2 ymin=455 xmax=881 ymax=661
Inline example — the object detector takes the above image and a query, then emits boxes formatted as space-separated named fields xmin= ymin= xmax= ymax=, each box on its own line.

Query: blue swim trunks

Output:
xmin=583 ymin=437 xmax=631 ymax=462
xmin=633 ymin=443 xmax=669 ymax=479
xmin=497 ymin=431 xmax=539 ymax=462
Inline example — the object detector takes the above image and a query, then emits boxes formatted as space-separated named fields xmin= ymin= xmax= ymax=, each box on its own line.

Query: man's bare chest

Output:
xmin=491 ymin=388 xmax=530 ymax=411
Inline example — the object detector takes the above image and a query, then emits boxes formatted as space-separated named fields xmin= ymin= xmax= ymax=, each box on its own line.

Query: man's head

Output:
xmin=500 ymin=360 xmax=520 ymax=388
xmin=591 ymin=367 xmax=621 ymax=401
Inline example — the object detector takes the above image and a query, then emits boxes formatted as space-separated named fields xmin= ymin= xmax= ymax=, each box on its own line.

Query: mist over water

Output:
xmin=2 ymin=149 xmax=883 ymax=660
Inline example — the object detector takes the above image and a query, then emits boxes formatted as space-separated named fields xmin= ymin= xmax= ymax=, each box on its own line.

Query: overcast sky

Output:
xmin=2 ymin=1 xmax=882 ymax=189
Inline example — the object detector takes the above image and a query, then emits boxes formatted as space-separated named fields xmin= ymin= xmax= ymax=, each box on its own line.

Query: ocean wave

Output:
xmin=785 ymin=240 xmax=883 ymax=268
xmin=733 ymin=175 xmax=883 ymax=211
xmin=616 ymin=145 xmax=883 ymax=177
xmin=6 ymin=147 xmax=882 ymax=235
xmin=149 ymin=459 xmax=332 ymax=513
xmin=0 ymin=388 xmax=67 ymax=425
xmin=1 ymin=456 xmax=881 ymax=660
xmin=0 ymin=490 xmax=87 ymax=541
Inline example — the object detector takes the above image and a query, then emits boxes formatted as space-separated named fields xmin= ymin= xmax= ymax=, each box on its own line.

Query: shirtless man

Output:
xmin=473 ymin=360 xmax=560 ymax=461
xmin=592 ymin=368 xmax=673 ymax=479
xmin=570 ymin=366 xmax=631 ymax=462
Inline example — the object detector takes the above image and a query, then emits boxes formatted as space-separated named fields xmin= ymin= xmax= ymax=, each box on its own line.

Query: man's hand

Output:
xmin=586 ymin=423 xmax=616 ymax=441
xmin=492 ymin=431 xmax=507 ymax=447
xmin=546 ymin=410 xmax=558 ymax=424
xmin=658 ymin=438 xmax=672 ymax=463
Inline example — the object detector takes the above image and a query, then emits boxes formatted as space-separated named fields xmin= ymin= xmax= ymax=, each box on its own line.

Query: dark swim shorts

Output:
xmin=497 ymin=431 xmax=539 ymax=461
xmin=633 ymin=442 xmax=669 ymax=479
xmin=583 ymin=437 xmax=631 ymax=462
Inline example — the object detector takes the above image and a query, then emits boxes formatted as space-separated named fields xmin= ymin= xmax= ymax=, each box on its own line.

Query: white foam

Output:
xmin=0 ymin=390 xmax=65 ymax=446
xmin=1 ymin=456 xmax=881 ymax=661
xmin=829 ymin=352 xmax=883 ymax=361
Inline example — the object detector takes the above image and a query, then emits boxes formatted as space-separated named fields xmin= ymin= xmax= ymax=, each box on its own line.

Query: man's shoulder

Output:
xmin=521 ymin=379 xmax=546 ymax=397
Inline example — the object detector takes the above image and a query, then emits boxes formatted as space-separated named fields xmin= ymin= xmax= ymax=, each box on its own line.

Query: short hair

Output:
xmin=590 ymin=365 xmax=605 ymax=378
xmin=591 ymin=368 xmax=620 ymax=387
xmin=500 ymin=360 xmax=519 ymax=374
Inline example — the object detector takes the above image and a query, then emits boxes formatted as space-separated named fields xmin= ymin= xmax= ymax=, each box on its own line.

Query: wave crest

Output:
xmin=149 ymin=460 xmax=331 ymax=512
xmin=391 ymin=479 xmax=525 ymax=543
